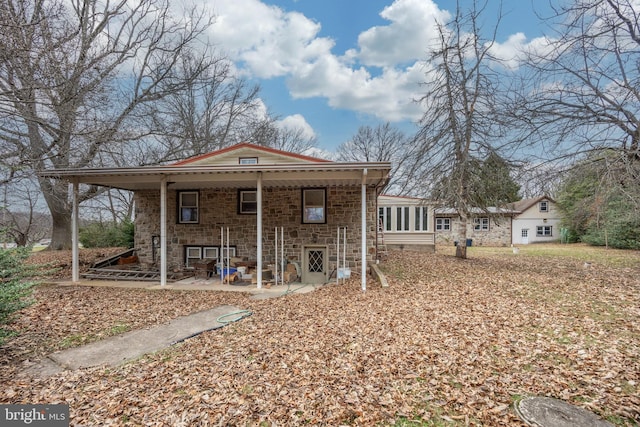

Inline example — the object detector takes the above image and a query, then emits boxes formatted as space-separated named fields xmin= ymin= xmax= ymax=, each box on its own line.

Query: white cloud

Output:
xmin=357 ymin=0 xmax=450 ymax=67
xmin=207 ymin=0 xmax=334 ymax=78
xmin=276 ymin=114 xmax=316 ymax=140
xmin=204 ymin=0 xmax=550 ymax=124
xmin=490 ymin=33 xmax=554 ymax=69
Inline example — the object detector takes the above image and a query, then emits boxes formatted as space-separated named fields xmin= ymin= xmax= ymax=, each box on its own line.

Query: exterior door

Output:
xmin=302 ymin=246 xmax=327 ymax=283
xmin=521 ymin=229 xmax=529 ymax=244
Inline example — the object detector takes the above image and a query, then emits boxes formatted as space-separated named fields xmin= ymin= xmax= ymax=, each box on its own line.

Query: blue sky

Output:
xmin=204 ymin=0 xmax=551 ymax=154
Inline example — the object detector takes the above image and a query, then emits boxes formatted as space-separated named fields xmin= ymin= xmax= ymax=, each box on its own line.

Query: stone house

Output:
xmin=434 ymin=207 xmax=517 ymax=247
xmin=433 ymin=196 xmax=560 ymax=247
xmin=43 ymin=143 xmax=391 ymax=289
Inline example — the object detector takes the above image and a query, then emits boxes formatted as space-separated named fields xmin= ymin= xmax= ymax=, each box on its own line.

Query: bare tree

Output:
xmin=0 ymin=0 xmax=219 ymax=249
xmin=135 ymin=54 xmax=268 ymax=165
xmin=337 ymin=123 xmax=413 ymax=193
xmin=0 ymin=179 xmax=50 ymax=246
xmin=517 ymin=0 xmax=640 ymax=172
xmin=413 ymin=0 xmax=511 ymax=258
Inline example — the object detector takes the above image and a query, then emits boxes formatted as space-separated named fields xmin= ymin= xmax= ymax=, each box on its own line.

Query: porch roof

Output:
xmin=40 ymin=162 xmax=392 ymax=191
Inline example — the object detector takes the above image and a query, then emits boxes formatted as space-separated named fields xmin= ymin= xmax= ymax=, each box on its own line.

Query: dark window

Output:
xmin=415 ymin=206 xmax=429 ymax=231
xmin=537 ymin=226 xmax=553 ymax=236
xmin=302 ymin=188 xmax=326 ymax=223
xmin=178 ymin=191 xmax=199 ymax=224
xmin=474 ymin=217 xmax=489 ymax=231
xmin=436 ymin=218 xmax=450 ymax=231
xmin=539 ymin=201 xmax=549 ymax=212
xmin=238 ymin=190 xmax=257 ymax=214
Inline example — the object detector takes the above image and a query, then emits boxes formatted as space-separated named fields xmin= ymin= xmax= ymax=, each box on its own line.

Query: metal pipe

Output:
xmin=361 ymin=169 xmax=368 ymax=292
xmin=256 ymin=172 xmax=263 ymax=289
xmin=160 ymin=178 xmax=167 ymax=286
xmin=72 ymin=180 xmax=79 ymax=282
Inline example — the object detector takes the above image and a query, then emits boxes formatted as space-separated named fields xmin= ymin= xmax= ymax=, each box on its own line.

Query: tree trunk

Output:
xmin=49 ymin=209 xmax=72 ymax=250
xmin=455 ymin=241 xmax=467 ymax=259
xmin=40 ymin=177 xmax=72 ymax=250
xmin=456 ymin=213 xmax=468 ymax=259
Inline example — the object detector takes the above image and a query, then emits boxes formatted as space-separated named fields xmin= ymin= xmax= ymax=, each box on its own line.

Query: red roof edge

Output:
xmin=170 ymin=142 xmax=332 ymax=166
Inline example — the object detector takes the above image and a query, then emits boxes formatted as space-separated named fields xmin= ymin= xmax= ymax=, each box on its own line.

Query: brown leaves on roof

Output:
xmin=2 ymin=245 xmax=639 ymax=425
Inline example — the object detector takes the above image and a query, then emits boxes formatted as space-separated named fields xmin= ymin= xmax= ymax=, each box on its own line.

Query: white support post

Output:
xmin=220 ymin=226 xmax=224 ymax=283
xmin=336 ymin=227 xmax=340 ymax=286
xmin=160 ymin=178 xmax=167 ymax=286
xmin=361 ymin=169 xmax=368 ymax=292
xmin=71 ymin=180 xmax=79 ymax=282
xmin=226 ymin=227 xmax=230 ymax=281
xmin=275 ymin=226 xmax=278 ymax=286
xmin=256 ymin=172 xmax=263 ymax=289
xmin=343 ymin=226 xmax=347 ymax=285
xmin=281 ymin=226 xmax=284 ymax=286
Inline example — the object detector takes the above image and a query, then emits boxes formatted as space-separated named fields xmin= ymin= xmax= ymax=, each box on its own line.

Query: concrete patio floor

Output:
xmin=51 ymin=276 xmax=323 ymax=299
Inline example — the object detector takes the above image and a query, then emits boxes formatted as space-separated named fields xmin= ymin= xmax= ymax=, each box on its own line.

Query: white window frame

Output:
xmin=539 ymin=201 xmax=549 ymax=212
xmin=239 ymin=157 xmax=258 ymax=164
xmin=178 ymin=191 xmax=199 ymax=224
xmin=239 ymin=190 xmax=257 ymax=214
xmin=436 ymin=217 xmax=451 ymax=231
xmin=537 ymin=225 xmax=553 ymax=237
xmin=378 ymin=207 xmax=392 ymax=232
xmin=302 ymin=188 xmax=326 ymax=224
xmin=185 ymin=247 xmax=202 ymax=268
xmin=415 ymin=206 xmax=429 ymax=231
xmin=474 ymin=217 xmax=490 ymax=231
xmin=396 ymin=206 xmax=410 ymax=231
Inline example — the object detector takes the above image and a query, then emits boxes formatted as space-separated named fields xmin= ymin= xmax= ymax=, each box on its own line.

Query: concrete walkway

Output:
xmin=26 ymin=305 xmax=247 ymax=378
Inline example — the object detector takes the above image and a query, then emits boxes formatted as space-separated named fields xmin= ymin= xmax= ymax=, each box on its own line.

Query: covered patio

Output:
xmin=41 ymin=145 xmax=391 ymax=292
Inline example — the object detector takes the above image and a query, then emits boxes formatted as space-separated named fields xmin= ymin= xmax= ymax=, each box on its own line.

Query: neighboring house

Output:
xmin=510 ymin=196 xmax=561 ymax=245
xmin=42 ymin=143 xmax=391 ymax=288
xmin=432 ymin=196 xmax=561 ymax=246
xmin=377 ymin=195 xmax=436 ymax=252
xmin=434 ymin=207 xmax=517 ymax=247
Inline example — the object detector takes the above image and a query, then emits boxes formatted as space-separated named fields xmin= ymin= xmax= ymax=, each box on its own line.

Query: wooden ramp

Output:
xmin=82 ymin=249 xmax=187 ymax=282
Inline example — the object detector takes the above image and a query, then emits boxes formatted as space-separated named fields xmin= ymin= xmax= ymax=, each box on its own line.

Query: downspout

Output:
xmin=71 ymin=180 xmax=79 ymax=282
xmin=361 ymin=168 xmax=368 ymax=292
xmin=160 ymin=177 xmax=167 ymax=286
xmin=373 ymin=173 xmax=389 ymax=263
xmin=256 ymin=172 xmax=263 ymax=289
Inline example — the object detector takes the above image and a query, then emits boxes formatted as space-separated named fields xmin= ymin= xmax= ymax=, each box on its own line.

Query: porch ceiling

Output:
xmin=40 ymin=163 xmax=391 ymax=191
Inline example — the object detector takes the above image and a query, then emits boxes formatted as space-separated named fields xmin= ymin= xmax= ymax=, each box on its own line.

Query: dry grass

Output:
xmin=1 ymin=244 xmax=638 ymax=426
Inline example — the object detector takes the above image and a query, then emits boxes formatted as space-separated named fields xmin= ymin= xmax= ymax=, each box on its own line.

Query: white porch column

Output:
xmin=71 ymin=180 xmax=79 ymax=282
xmin=256 ymin=172 xmax=263 ymax=289
xmin=361 ymin=169 xmax=368 ymax=292
xmin=160 ymin=177 xmax=167 ymax=286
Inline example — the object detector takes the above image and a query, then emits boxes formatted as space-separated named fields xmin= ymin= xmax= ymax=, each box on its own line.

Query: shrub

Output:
xmin=0 ymin=247 xmax=37 ymax=344
xmin=79 ymin=219 xmax=134 ymax=248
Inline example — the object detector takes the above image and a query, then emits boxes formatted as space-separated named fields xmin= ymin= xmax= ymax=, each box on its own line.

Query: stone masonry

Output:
xmin=134 ymin=186 xmax=378 ymax=272
xmin=435 ymin=215 xmax=513 ymax=247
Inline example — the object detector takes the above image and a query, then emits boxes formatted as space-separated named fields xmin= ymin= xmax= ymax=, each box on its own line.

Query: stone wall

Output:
xmin=134 ymin=186 xmax=378 ymax=271
xmin=435 ymin=215 xmax=513 ymax=247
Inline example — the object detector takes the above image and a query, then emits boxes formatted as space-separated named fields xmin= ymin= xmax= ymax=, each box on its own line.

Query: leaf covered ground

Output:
xmin=1 ymin=245 xmax=639 ymax=426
